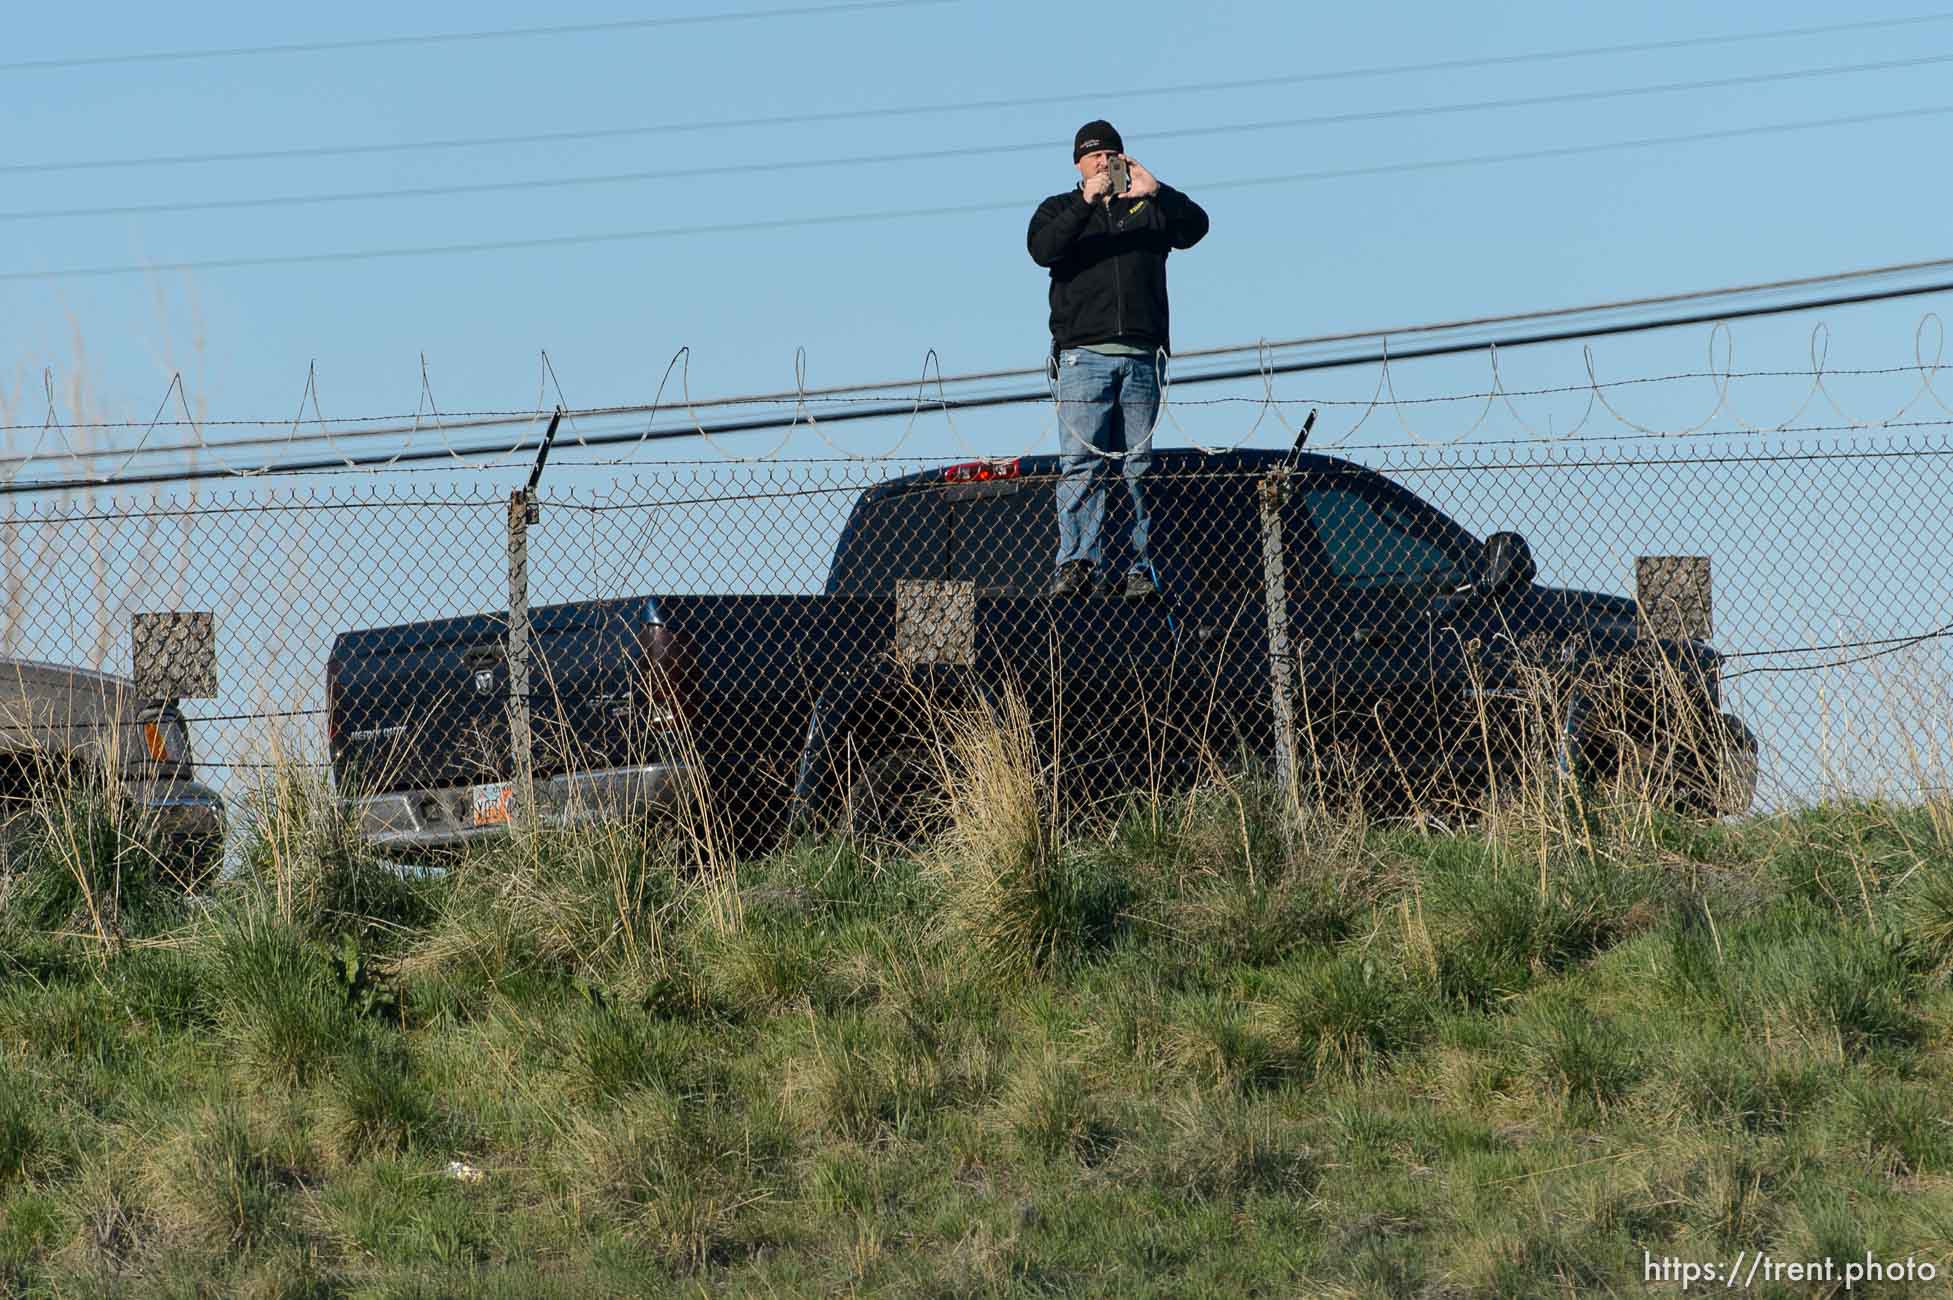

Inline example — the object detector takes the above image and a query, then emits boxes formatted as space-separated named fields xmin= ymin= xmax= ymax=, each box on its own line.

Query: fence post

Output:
xmin=1258 ymin=470 xmax=1302 ymax=823
xmin=507 ymin=487 xmax=537 ymax=826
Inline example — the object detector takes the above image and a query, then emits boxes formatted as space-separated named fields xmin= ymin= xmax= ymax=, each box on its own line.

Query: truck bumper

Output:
xmin=123 ymin=777 xmax=226 ymax=884
xmin=347 ymin=763 xmax=692 ymax=852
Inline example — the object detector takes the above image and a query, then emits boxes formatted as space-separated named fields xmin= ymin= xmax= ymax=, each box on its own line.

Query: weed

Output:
xmin=238 ymin=760 xmax=435 ymax=942
xmin=324 ymin=1038 xmax=440 ymax=1164
xmin=926 ymin=685 xmax=1070 ymax=979
xmin=704 ymin=916 xmax=846 ymax=1014
xmin=1317 ymin=1208 xmax=1430 ymax=1296
xmin=1169 ymin=871 xmax=1354 ymax=968
xmin=1678 ymin=1046 xmax=1832 ymax=1134
xmin=102 ymin=948 xmax=216 ymax=1034
xmin=1161 ymin=992 xmax=1289 ymax=1093
xmin=8 ymin=756 xmax=1953 ymax=1292
xmin=771 ymin=833 xmax=923 ymax=922
xmin=934 ymin=835 xmax=1131 ymax=982
xmin=1687 ymin=1149 xmax=1787 ymax=1250
xmin=1425 ymin=847 xmax=1654 ymax=1007
xmin=1135 ymin=1092 xmax=1318 ymax=1206
xmin=145 ymin=1101 xmax=302 ymax=1253
xmin=1518 ymin=1004 xmax=1642 ymax=1114
xmin=0 ymin=1188 xmax=60 ymax=1292
xmin=574 ymin=1093 xmax=790 ymax=1274
xmin=57 ymin=1151 xmax=152 ymax=1281
xmin=1897 ymin=861 xmax=1953 ymax=981
xmin=783 ymin=1011 xmax=942 ymax=1144
xmin=1806 ymin=935 xmax=1924 ymax=1057
xmin=559 ymin=1005 xmax=714 ymax=1105
xmin=1473 ymin=1227 xmax=1623 ymax=1299
xmin=0 ymin=1083 xmax=42 ymax=1191
xmin=1847 ymin=1077 xmax=1953 ymax=1176
xmin=0 ymin=981 xmax=125 ymax=1073
xmin=9 ymin=771 xmax=181 ymax=945
xmin=419 ymin=819 xmax=682 ymax=991
xmin=1278 ymin=954 xmax=1433 ymax=1084
xmin=319 ymin=1155 xmax=491 ymax=1272
xmin=207 ymin=917 xmax=359 ymax=1087
xmin=1780 ymin=1184 xmax=1910 ymax=1287
xmin=1003 ymin=1048 xmax=1117 ymax=1165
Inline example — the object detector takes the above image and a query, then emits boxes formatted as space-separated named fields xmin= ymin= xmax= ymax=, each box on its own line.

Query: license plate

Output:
xmin=470 ymin=782 xmax=513 ymax=826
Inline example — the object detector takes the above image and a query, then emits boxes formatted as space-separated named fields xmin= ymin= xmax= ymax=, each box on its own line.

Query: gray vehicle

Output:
xmin=0 ymin=658 xmax=225 ymax=886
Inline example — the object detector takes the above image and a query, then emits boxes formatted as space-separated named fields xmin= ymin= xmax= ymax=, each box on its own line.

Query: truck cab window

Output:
xmin=828 ymin=488 xmax=948 ymax=594
xmin=1300 ymin=481 xmax=1468 ymax=592
xmin=1151 ymin=473 xmax=1261 ymax=594
xmin=949 ymin=486 xmax=1047 ymax=594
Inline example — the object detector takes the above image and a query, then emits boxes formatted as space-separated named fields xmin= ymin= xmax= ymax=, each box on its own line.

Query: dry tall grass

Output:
xmin=922 ymin=682 xmax=1065 ymax=978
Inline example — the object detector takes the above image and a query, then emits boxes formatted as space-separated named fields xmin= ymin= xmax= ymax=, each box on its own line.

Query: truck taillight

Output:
xmin=942 ymin=458 xmax=1020 ymax=484
xmin=634 ymin=622 xmax=685 ymax=729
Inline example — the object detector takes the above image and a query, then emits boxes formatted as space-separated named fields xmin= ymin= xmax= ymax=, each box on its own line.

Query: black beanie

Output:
xmin=1073 ymin=119 xmax=1123 ymax=162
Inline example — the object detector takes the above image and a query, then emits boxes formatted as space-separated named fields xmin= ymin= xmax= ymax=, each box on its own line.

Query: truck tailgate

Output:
xmin=328 ymin=598 xmax=656 ymax=794
xmin=641 ymin=594 xmax=889 ymax=769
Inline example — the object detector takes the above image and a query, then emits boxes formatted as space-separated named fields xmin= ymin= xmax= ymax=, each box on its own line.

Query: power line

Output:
xmin=0 ymin=0 xmax=951 ymax=75
xmin=8 ymin=11 xmax=1950 ymax=175
xmin=9 ymin=102 xmax=1952 ymax=285
xmin=12 ymin=51 xmax=1953 ymax=225
xmin=11 ymin=262 xmax=1953 ymax=493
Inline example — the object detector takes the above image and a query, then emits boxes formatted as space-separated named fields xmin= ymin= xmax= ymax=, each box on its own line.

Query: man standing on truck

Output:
xmin=1028 ymin=120 xmax=1209 ymax=598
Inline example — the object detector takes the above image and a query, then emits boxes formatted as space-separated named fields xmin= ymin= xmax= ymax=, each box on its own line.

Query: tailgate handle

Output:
xmin=461 ymin=643 xmax=503 ymax=670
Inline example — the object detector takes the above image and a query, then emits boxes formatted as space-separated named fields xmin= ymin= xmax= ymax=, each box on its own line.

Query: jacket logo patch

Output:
xmin=1127 ymin=200 xmax=1148 ymax=216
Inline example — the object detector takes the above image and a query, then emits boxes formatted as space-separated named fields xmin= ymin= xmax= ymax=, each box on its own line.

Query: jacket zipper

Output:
xmin=1111 ymin=203 xmax=1125 ymax=337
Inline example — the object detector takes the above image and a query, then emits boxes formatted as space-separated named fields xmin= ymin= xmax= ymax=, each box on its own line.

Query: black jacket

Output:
xmin=1026 ymin=183 xmax=1208 ymax=354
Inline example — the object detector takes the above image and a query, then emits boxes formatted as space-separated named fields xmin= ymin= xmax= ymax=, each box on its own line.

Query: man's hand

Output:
xmin=1080 ymin=171 xmax=1113 ymax=206
xmin=1125 ymin=157 xmax=1160 ymax=199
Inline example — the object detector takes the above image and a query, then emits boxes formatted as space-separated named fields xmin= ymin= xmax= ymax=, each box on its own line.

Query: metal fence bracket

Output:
xmin=131 ymin=611 xmax=217 ymax=700
xmin=1636 ymin=556 xmax=1713 ymax=641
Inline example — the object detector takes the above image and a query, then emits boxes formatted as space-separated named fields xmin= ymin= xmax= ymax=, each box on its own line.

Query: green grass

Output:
xmin=3 ymin=780 xmax=1953 ymax=1296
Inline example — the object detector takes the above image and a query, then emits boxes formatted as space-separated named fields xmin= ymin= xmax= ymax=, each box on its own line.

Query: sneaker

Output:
xmin=1048 ymin=561 xmax=1093 ymax=597
xmin=1122 ymin=567 xmax=1158 ymax=599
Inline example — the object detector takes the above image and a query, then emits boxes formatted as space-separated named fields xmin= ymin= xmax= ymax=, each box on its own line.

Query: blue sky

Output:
xmin=7 ymin=0 xmax=1953 ymax=461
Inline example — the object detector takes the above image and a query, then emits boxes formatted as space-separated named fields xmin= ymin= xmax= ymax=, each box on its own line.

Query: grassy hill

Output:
xmin=4 ymin=752 xmax=1953 ymax=1297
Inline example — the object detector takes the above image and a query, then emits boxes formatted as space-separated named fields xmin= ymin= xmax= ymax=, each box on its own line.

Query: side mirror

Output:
xmin=1478 ymin=531 xmax=1537 ymax=596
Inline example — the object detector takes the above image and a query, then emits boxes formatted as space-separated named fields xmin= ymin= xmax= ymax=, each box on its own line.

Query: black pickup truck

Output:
xmin=326 ymin=449 xmax=1757 ymax=850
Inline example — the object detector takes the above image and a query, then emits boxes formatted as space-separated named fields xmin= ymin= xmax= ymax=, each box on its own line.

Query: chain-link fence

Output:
xmin=2 ymin=430 xmax=1949 ymax=863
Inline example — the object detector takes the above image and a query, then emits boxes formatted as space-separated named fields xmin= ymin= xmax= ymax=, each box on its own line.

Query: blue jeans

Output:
xmin=1052 ymin=348 xmax=1161 ymax=572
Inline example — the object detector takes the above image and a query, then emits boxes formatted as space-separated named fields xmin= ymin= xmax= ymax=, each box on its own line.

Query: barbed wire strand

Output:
xmin=27 ymin=361 xmax=1953 ymax=440
xmin=11 ymin=262 xmax=1947 ymax=478
xmin=20 ymin=290 xmax=1953 ymax=489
